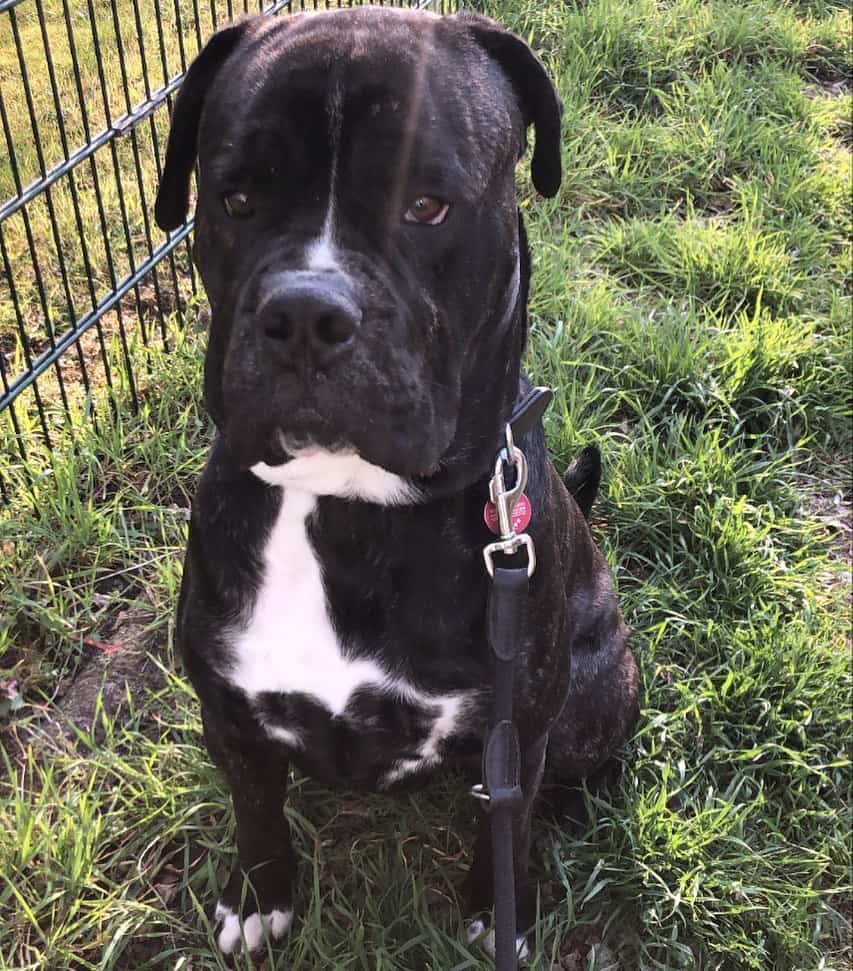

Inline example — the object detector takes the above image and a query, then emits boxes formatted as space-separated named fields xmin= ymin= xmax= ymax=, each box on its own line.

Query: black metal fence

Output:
xmin=0 ymin=0 xmax=453 ymax=504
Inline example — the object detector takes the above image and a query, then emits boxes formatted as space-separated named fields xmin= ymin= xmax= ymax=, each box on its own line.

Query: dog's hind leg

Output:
xmin=543 ymin=619 xmax=639 ymax=815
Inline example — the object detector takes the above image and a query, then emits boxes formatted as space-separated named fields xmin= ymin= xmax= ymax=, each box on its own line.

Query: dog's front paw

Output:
xmin=466 ymin=918 xmax=530 ymax=963
xmin=214 ymin=900 xmax=293 ymax=954
xmin=215 ymin=860 xmax=294 ymax=955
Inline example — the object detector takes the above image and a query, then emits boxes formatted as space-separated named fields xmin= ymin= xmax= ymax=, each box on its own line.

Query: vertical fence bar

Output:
xmin=60 ymin=0 xmax=123 ymax=398
xmin=111 ymin=0 xmax=174 ymax=351
xmin=190 ymin=0 xmax=205 ymax=52
xmin=172 ymin=0 xmax=190 ymax=73
xmin=0 ymin=102 xmax=56 ymax=449
xmin=0 ymin=222 xmax=42 ymax=476
xmin=33 ymin=3 xmax=100 ymax=409
xmin=6 ymin=11 xmax=74 ymax=425
xmin=131 ymin=0 xmax=174 ymax=347
xmin=85 ymin=0 xmax=143 ymax=411
xmin=149 ymin=0 xmax=192 ymax=305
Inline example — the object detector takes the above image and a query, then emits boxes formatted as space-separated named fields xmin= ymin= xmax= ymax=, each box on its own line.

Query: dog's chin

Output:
xmin=220 ymin=418 xmax=447 ymax=499
xmin=219 ymin=411 xmax=337 ymax=469
xmin=271 ymin=430 xmax=439 ymax=480
xmin=245 ymin=432 xmax=425 ymax=504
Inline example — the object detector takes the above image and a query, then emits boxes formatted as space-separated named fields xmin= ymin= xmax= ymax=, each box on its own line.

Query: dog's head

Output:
xmin=155 ymin=8 xmax=561 ymax=484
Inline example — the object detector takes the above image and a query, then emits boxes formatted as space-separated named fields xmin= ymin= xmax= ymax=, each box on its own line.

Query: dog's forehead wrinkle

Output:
xmin=210 ymin=30 xmax=512 ymax=206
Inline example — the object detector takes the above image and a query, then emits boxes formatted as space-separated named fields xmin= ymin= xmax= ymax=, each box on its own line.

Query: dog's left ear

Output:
xmin=458 ymin=13 xmax=562 ymax=198
xmin=155 ymin=18 xmax=262 ymax=231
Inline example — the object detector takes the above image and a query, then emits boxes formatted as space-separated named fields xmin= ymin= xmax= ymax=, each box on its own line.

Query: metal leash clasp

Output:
xmin=483 ymin=424 xmax=536 ymax=579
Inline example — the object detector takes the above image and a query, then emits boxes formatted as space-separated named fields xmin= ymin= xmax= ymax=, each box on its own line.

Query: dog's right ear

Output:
xmin=155 ymin=20 xmax=255 ymax=232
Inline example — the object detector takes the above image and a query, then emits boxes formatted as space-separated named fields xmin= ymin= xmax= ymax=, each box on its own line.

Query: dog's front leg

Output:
xmin=464 ymin=732 xmax=548 ymax=959
xmin=202 ymin=707 xmax=296 ymax=956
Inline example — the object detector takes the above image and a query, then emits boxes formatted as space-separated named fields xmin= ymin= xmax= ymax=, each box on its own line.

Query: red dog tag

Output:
xmin=483 ymin=493 xmax=532 ymax=535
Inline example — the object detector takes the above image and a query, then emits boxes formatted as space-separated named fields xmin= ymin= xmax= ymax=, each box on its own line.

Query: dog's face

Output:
xmin=155 ymin=9 xmax=561 ymax=478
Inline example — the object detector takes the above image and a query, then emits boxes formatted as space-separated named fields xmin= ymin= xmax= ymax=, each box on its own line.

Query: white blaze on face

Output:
xmin=306 ymin=82 xmax=345 ymax=272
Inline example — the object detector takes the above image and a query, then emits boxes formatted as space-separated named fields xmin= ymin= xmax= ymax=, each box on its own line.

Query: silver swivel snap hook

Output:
xmin=483 ymin=424 xmax=536 ymax=579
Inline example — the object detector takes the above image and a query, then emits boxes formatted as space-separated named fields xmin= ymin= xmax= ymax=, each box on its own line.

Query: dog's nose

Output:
xmin=257 ymin=273 xmax=361 ymax=368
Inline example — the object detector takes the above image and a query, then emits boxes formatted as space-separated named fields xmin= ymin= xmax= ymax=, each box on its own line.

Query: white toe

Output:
xmin=241 ymin=912 xmax=265 ymax=952
xmin=268 ymin=908 xmax=294 ymax=938
xmin=469 ymin=922 xmax=529 ymax=962
xmin=215 ymin=902 xmax=242 ymax=954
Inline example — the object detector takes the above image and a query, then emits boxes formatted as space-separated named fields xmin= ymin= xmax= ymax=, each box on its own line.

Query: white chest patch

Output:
xmin=227 ymin=487 xmax=382 ymax=716
xmin=224 ymin=452 xmax=472 ymax=784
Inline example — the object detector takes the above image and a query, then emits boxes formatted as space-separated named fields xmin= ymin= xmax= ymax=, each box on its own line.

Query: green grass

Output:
xmin=0 ymin=0 xmax=202 ymax=363
xmin=1 ymin=0 xmax=851 ymax=968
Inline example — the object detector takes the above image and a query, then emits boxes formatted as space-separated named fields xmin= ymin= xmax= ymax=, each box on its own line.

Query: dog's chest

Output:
xmin=223 ymin=489 xmax=475 ymax=786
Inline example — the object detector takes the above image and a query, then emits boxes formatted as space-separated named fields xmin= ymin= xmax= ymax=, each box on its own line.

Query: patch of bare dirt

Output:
xmin=803 ymin=479 xmax=853 ymax=570
xmin=39 ymin=607 xmax=167 ymax=744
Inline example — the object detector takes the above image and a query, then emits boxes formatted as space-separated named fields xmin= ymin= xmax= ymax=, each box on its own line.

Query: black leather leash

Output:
xmin=472 ymin=386 xmax=553 ymax=971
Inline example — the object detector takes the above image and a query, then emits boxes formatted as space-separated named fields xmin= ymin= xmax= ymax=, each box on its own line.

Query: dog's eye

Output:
xmin=223 ymin=192 xmax=253 ymax=218
xmin=404 ymin=196 xmax=449 ymax=226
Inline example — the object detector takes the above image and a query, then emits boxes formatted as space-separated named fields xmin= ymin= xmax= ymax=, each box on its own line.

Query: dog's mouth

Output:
xmin=252 ymin=412 xmax=345 ymax=467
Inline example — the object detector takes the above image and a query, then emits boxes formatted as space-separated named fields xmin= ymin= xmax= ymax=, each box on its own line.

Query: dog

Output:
xmin=154 ymin=6 xmax=639 ymax=958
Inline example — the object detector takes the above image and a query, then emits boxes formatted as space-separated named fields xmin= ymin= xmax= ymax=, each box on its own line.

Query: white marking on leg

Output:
xmin=383 ymin=757 xmax=424 ymax=786
xmin=418 ymin=692 xmax=467 ymax=762
xmin=241 ymin=913 xmax=265 ymax=952
xmin=263 ymin=723 xmax=303 ymax=749
xmin=382 ymin=692 xmax=470 ymax=786
xmin=268 ymin=908 xmax=293 ymax=937
xmin=215 ymin=901 xmax=293 ymax=955
xmin=466 ymin=919 xmax=529 ymax=962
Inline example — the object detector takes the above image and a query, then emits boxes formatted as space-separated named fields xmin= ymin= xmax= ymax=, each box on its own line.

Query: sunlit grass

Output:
xmin=1 ymin=0 xmax=851 ymax=968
